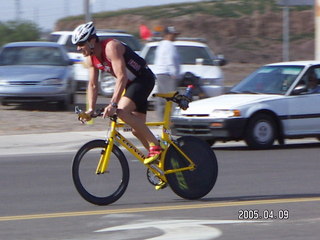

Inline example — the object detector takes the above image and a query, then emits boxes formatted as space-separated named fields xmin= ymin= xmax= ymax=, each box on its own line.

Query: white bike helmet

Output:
xmin=72 ymin=22 xmax=96 ymax=45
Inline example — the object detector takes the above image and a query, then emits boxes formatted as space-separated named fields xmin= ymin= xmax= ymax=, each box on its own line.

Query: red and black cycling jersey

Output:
xmin=90 ymin=39 xmax=147 ymax=81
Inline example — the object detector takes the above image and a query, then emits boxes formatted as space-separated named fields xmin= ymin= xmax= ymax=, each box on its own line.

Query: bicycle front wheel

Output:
xmin=164 ymin=136 xmax=218 ymax=200
xmin=72 ymin=140 xmax=129 ymax=205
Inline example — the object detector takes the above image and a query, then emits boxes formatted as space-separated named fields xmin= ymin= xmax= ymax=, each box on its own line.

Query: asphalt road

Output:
xmin=0 ymin=141 xmax=320 ymax=240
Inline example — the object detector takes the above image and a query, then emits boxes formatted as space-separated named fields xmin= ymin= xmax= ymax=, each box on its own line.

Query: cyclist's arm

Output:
xmin=86 ymin=57 xmax=100 ymax=113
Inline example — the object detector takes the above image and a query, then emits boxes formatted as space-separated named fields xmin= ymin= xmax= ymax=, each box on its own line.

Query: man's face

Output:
xmin=76 ymin=42 xmax=91 ymax=57
xmin=167 ymin=33 xmax=178 ymax=41
xmin=308 ymin=76 xmax=317 ymax=89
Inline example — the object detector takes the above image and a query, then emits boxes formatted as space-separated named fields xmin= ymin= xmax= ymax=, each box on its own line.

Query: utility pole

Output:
xmin=64 ymin=0 xmax=70 ymax=17
xmin=283 ymin=2 xmax=290 ymax=61
xmin=15 ymin=0 xmax=21 ymax=21
xmin=277 ymin=0 xmax=314 ymax=61
xmin=315 ymin=0 xmax=320 ymax=60
xmin=84 ymin=0 xmax=91 ymax=22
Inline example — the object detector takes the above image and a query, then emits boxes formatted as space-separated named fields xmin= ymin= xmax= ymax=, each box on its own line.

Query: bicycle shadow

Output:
xmin=199 ymin=193 xmax=320 ymax=203
xmin=212 ymin=141 xmax=320 ymax=151
xmin=114 ymin=192 xmax=320 ymax=208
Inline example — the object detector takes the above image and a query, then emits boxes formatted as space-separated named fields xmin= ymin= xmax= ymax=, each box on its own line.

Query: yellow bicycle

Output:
xmin=72 ymin=91 xmax=218 ymax=205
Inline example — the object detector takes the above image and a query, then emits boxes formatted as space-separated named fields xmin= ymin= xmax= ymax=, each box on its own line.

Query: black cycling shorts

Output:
xmin=124 ymin=68 xmax=155 ymax=114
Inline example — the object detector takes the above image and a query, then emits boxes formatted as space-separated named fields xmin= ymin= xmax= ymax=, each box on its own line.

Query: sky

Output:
xmin=0 ymin=0 xmax=203 ymax=31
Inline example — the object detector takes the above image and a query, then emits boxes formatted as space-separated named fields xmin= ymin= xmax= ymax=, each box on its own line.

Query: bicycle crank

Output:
xmin=146 ymin=168 xmax=162 ymax=186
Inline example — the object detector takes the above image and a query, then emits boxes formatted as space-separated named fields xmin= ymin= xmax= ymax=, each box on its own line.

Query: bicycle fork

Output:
xmin=95 ymin=121 xmax=117 ymax=174
xmin=95 ymin=138 xmax=113 ymax=174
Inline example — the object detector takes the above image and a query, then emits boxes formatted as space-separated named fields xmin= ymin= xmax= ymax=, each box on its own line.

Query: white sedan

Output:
xmin=171 ymin=61 xmax=320 ymax=149
xmin=140 ymin=39 xmax=226 ymax=98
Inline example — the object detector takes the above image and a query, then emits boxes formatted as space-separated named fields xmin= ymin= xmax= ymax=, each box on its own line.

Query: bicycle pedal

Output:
xmin=155 ymin=181 xmax=167 ymax=190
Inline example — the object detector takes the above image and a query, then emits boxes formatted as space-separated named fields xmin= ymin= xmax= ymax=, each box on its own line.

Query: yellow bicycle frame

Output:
xmin=95 ymin=92 xmax=196 ymax=182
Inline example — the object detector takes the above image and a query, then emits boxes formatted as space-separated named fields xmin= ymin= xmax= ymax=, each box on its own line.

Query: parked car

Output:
xmin=49 ymin=30 xmax=142 ymax=95
xmin=140 ymin=38 xmax=227 ymax=98
xmin=171 ymin=61 xmax=320 ymax=149
xmin=0 ymin=41 xmax=75 ymax=110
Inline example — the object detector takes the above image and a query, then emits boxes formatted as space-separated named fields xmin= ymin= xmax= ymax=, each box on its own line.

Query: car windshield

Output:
xmin=0 ymin=46 xmax=66 ymax=66
xmin=144 ymin=45 xmax=214 ymax=65
xmin=230 ymin=65 xmax=304 ymax=95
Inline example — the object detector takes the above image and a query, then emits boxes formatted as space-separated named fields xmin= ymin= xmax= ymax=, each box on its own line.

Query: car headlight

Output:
xmin=0 ymin=80 xmax=9 ymax=86
xmin=210 ymin=109 xmax=241 ymax=118
xmin=41 ymin=78 xmax=64 ymax=85
xmin=172 ymin=107 xmax=181 ymax=116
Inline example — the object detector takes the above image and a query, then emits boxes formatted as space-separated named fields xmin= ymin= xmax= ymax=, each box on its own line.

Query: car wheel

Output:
xmin=1 ymin=101 xmax=8 ymax=106
xmin=57 ymin=94 xmax=73 ymax=111
xmin=244 ymin=113 xmax=276 ymax=149
xmin=206 ymin=139 xmax=216 ymax=146
xmin=70 ymin=93 xmax=75 ymax=105
xmin=99 ymin=74 xmax=116 ymax=97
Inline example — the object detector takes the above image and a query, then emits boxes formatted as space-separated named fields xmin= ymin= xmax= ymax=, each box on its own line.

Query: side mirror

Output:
xmin=292 ymin=84 xmax=307 ymax=95
xmin=213 ymin=54 xmax=227 ymax=66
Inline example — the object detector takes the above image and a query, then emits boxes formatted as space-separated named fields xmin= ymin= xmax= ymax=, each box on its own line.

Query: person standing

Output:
xmin=153 ymin=26 xmax=181 ymax=120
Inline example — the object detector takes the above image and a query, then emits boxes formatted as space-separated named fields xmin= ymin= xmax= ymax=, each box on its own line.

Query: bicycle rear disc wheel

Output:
xmin=164 ymin=136 xmax=218 ymax=200
xmin=72 ymin=140 xmax=129 ymax=205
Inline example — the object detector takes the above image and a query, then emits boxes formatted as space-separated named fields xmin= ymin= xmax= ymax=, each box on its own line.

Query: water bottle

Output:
xmin=180 ymin=85 xmax=194 ymax=110
xmin=185 ymin=85 xmax=194 ymax=99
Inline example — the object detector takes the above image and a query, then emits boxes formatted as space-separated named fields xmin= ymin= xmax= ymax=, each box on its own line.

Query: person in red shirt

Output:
xmin=72 ymin=22 xmax=161 ymax=164
xmin=139 ymin=23 xmax=152 ymax=40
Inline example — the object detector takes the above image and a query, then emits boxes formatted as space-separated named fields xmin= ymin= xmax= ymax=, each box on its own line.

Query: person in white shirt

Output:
xmin=154 ymin=26 xmax=181 ymax=120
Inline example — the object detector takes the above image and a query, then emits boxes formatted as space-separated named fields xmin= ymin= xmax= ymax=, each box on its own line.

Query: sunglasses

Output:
xmin=77 ymin=41 xmax=87 ymax=47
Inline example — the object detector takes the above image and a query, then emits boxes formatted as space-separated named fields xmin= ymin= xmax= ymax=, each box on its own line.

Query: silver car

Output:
xmin=0 ymin=41 xmax=75 ymax=110
xmin=140 ymin=39 xmax=226 ymax=98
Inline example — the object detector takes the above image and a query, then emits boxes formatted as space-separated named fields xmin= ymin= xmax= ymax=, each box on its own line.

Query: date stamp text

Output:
xmin=238 ymin=209 xmax=289 ymax=220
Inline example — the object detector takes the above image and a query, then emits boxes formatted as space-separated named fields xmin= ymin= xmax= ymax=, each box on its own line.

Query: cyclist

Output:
xmin=72 ymin=22 xmax=161 ymax=164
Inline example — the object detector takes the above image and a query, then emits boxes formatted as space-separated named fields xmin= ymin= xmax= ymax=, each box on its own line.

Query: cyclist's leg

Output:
xmin=117 ymin=96 xmax=158 ymax=149
xmin=129 ymin=110 xmax=149 ymax=149
xmin=118 ymin=73 xmax=162 ymax=162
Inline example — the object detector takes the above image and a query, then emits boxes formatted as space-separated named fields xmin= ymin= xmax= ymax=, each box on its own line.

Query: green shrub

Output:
xmin=0 ymin=21 xmax=40 ymax=47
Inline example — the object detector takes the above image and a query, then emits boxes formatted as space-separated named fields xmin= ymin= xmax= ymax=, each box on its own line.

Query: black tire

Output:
xmin=72 ymin=140 xmax=129 ymax=205
xmin=206 ymin=139 xmax=216 ymax=146
xmin=244 ymin=113 xmax=276 ymax=149
xmin=164 ymin=136 xmax=218 ymax=200
xmin=57 ymin=93 xmax=73 ymax=111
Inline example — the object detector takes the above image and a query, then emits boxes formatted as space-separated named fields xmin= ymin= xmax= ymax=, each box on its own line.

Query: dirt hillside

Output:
xmin=56 ymin=7 xmax=314 ymax=65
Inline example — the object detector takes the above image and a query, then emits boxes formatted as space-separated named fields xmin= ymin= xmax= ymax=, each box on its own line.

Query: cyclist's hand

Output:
xmin=78 ymin=110 xmax=93 ymax=124
xmin=103 ymin=104 xmax=117 ymax=118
